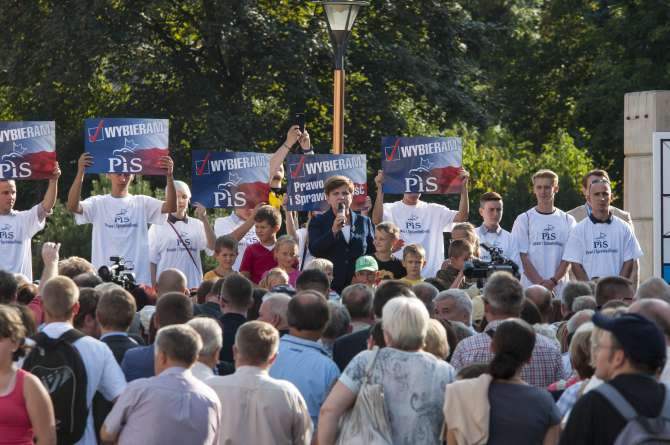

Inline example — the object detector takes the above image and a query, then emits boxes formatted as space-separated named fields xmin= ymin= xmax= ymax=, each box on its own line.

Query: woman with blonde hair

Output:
xmin=0 ymin=305 xmax=56 ymax=445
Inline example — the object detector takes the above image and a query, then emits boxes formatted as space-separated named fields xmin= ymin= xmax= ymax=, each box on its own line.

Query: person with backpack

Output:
xmin=22 ymin=276 xmax=126 ymax=445
xmin=0 ymin=304 xmax=56 ymax=445
xmin=560 ymin=312 xmax=669 ymax=445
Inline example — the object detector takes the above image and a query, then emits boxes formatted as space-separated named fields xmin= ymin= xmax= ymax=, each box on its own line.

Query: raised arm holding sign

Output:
xmin=67 ymin=147 xmax=176 ymax=286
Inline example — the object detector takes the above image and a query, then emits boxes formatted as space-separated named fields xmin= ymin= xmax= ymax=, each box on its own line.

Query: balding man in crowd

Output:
xmin=101 ymin=325 xmax=221 ymax=445
xmin=595 ymin=276 xmax=634 ymax=308
xmin=269 ymin=290 xmax=340 ymax=427
xmin=450 ymin=272 xmax=565 ymax=387
xmin=187 ymin=317 xmax=223 ymax=381
xmin=433 ymin=289 xmax=473 ymax=331
xmin=121 ymin=291 xmax=193 ymax=381
xmin=258 ymin=293 xmax=291 ymax=336
xmin=23 ymin=276 xmax=126 ymax=445
xmin=340 ymin=284 xmax=374 ymax=333
xmin=525 ymin=285 xmax=553 ymax=324
xmin=207 ymin=321 xmax=312 ymax=445
xmin=156 ymin=268 xmax=188 ymax=296
xmin=628 ymin=298 xmax=670 ymax=382
xmin=635 ymin=277 xmax=670 ymax=303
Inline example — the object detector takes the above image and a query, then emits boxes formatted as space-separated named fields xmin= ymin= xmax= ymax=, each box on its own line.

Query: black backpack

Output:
xmin=22 ymin=329 xmax=89 ymax=445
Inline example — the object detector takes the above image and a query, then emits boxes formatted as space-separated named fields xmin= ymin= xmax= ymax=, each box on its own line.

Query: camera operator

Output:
xmin=476 ymin=192 xmax=517 ymax=264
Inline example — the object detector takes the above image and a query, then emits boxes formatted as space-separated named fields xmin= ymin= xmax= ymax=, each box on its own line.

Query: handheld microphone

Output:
xmin=337 ymin=202 xmax=346 ymax=221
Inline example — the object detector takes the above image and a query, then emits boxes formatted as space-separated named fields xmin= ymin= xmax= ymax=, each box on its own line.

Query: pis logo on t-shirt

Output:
xmin=541 ymin=224 xmax=556 ymax=241
xmin=114 ymin=209 xmax=130 ymax=224
xmin=0 ymin=224 xmax=14 ymax=240
xmin=593 ymin=232 xmax=608 ymax=249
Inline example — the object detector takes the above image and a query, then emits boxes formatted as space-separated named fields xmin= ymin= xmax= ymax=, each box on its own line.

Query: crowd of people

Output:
xmin=0 ymin=125 xmax=667 ymax=445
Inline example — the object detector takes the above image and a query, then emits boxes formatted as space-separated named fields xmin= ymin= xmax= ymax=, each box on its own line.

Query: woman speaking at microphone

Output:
xmin=308 ymin=176 xmax=375 ymax=294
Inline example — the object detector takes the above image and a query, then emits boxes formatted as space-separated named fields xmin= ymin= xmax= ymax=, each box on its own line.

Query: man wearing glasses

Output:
xmin=563 ymin=178 xmax=642 ymax=281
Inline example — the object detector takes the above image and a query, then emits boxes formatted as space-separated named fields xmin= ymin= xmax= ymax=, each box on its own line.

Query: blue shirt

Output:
xmin=121 ymin=344 xmax=155 ymax=382
xmin=269 ymin=335 xmax=340 ymax=426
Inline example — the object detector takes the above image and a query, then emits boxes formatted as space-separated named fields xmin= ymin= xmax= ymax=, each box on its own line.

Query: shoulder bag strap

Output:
xmin=167 ymin=221 xmax=199 ymax=269
xmin=594 ymin=382 xmax=637 ymax=421
xmin=362 ymin=346 xmax=382 ymax=387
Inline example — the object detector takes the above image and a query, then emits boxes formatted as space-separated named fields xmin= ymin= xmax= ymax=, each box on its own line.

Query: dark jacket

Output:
xmin=308 ymin=208 xmax=375 ymax=293
xmin=332 ymin=327 xmax=370 ymax=371
xmin=101 ymin=333 xmax=143 ymax=364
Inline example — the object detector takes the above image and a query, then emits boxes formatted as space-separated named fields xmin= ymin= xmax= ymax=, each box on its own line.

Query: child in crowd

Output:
xmin=437 ymin=239 xmax=473 ymax=289
xmin=203 ymin=235 xmax=238 ymax=281
xmin=353 ymin=255 xmax=379 ymax=287
xmin=303 ymin=258 xmax=340 ymax=301
xmin=259 ymin=267 xmax=289 ymax=290
xmin=274 ymin=235 xmax=300 ymax=286
xmin=240 ymin=205 xmax=282 ymax=284
xmin=451 ymin=222 xmax=481 ymax=258
xmin=401 ymin=244 xmax=426 ymax=285
xmin=373 ymin=222 xmax=406 ymax=280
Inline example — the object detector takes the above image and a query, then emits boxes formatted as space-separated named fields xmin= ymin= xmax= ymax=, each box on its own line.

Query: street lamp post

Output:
xmin=319 ymin=0 xmax=368 ymax=154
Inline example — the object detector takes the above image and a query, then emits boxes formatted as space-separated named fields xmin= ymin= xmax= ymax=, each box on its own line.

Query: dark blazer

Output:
xmin=101 ymin=333 xmax=143 ymax=364
xmin=332 ymin=327 xmax=370 ymax=371
xmin=308 ymin=208 xmax=375 ymax=293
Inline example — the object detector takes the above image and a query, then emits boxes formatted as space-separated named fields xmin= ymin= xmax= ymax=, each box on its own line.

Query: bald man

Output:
xmin=156 ymin=268 xmax=188 ymax=297
xmin=524 ymin=285 xmax=553 ymax=323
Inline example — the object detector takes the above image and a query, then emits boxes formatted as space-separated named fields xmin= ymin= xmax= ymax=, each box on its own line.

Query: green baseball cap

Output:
xmin=355 ymin=256 xmax=379 ymax=272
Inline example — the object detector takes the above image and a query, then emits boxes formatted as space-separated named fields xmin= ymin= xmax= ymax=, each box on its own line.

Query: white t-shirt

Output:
xmin=0 ymin=204 xmax=45 ymax=281
xmin=149 ymin=217 xmax=208 ymax=288
xmin=383 ymin=200 xmax=457 ymax=277
xmin=563 ymin=214 xmax=643 ymax=280
xmin=213 ymin=214 xmax=258 ymax=271
xmin=295 ymin=227 xmax=314 ymax=269
xmin=75 ymin=194 xmax=166 ymax=285
xmin=511 ymin=207 xmax=576 ymax=295
xmin=476 ymin=225 xmax=516 ymax=263
xmin=42 ymin=322 xmax=127 ymax=445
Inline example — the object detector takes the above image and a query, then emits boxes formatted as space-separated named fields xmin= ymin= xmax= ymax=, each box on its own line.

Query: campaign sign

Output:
xmin=381 ymin=136 xmax=463 ymax=194
xmin=0 ymin=121 xmax=56 ymax=180
xmin=191 ymin=150 xmax=271 ymax=209
xmin=84 ymin=118 xmax=169 ymax=175
xmin=286 ymin=154 xmax=367 ymax=211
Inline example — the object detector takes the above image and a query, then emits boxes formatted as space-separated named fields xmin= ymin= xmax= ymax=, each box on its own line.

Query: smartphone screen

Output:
xmin=294 ymin=112 xmax=305 ymax=133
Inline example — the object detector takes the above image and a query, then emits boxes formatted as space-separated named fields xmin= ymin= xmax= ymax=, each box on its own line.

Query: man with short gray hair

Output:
xmin=207 ymin=321 xmax=312 ymax=444
xmin=450 ymin=272 xmax=565 ymax=387
xmin=187 ymin=317 xmax=223 ymax=381
xmin=635 ymin=277 xmax=670 ymax=303
xmin=101 ymin=325 xmax=221 ymax=445
xmin=258 ymin=293 xmax=291 ymax=336
xmin=320 ymin=302 xmax=352 ymax=355
xmin=433 ymin=289 xmax=473 ymax=329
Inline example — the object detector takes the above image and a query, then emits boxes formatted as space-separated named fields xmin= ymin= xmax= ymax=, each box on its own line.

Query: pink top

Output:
xmin=287 ymin=269 xmax=300 ymax=287
xmin=0 ymin=368 xmax=34 ymax=445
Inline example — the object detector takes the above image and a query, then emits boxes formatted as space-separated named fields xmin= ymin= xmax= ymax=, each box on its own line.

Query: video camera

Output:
xmin=463 ymin=243 xmax=520 ymax=285
xmin=98 ymin=256 xmax=137 ymax=291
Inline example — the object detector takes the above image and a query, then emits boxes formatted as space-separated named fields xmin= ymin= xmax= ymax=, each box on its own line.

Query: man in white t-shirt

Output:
xmin=511 ymin=169 xmax=576 ymax=298
xmin=371 ymin=169 xmax=470 ymax=278
xmin=0 ymin=164 xmax=60 ymax=281
xmin=475 ymin=191 xmax=516 ymax=264
xmin=66 ymin=153 xmax=176 ymax=285
xmin=563 ymin=178 xmax=642 ymax=280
